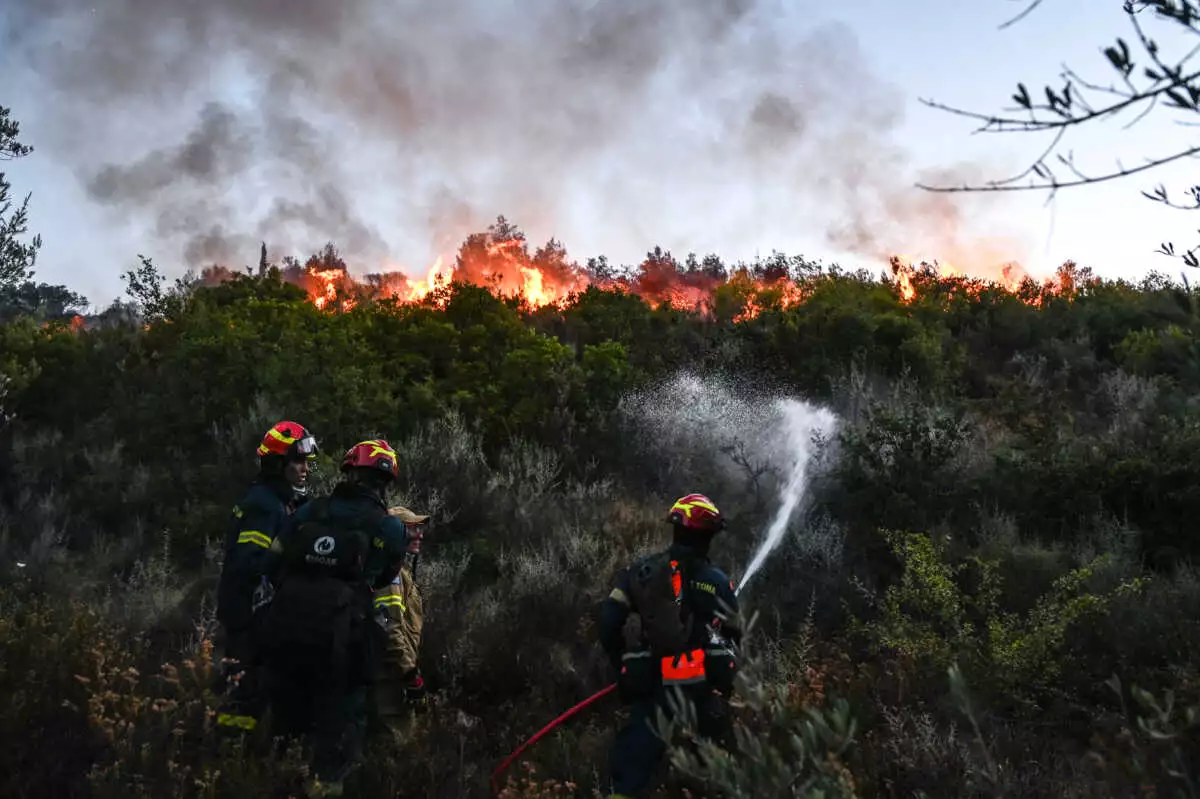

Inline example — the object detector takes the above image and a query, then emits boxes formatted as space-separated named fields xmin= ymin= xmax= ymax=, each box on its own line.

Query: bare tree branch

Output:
xmin=918 ymin=63 xmax=1200 ymax=133
xmin=999 ymin=0 xmax=1047 ymax=30
xmin=920 ymin=0 xmax=1200 ymax=265
xmin=917 ymin=145 xmax=1200 ymax=194
xmin=988 ymin=127 xmax=1068 ymax=187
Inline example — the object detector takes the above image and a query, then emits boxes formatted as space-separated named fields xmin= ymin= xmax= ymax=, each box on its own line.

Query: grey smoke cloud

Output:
xmin=7 ymin=0 xmax=1026 ymax=274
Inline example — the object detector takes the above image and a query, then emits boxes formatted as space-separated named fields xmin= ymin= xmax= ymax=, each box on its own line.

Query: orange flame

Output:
xmin=401 ymin=256 xmax=449 ymax=303
xmin=725 ymin=272 xmax=811 ymax=323
xmin=190 ymin=229 xmax=1084 ymax=321
xmin=308 ymin=268 xmax=346 ymax=310
xmin=48 ymin=248 xmax=1091 ymax=338
xmin=887 ymin=254 xmax=1090 ymax=307
xmin=291 ymin=248 xmax=1071 ymax=317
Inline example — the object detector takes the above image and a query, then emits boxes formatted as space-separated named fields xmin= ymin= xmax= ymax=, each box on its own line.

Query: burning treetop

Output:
xmin=190 ymin=217 xmax=1087 ymax=318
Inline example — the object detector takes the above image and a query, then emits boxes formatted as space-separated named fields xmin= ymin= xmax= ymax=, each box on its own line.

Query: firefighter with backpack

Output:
xmin=259 ymin=439 xmax=411 ymax=798
xmin=598 ymin=493 xmax=742 ymax=799
xmin=215 ymin=420 xmax=319 ymax=735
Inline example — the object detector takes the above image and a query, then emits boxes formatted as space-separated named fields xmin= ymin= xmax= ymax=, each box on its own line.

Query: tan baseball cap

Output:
xmin=388 ymin=506 xmax=431 ymax=524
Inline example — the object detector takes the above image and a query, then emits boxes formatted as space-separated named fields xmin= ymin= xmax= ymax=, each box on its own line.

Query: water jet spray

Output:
xmin=735 ymin=397 xmax=838 ymax=594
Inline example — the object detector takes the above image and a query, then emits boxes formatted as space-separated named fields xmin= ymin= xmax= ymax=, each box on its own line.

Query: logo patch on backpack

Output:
xmin=305 ymin=534 xmax=338 ymax=567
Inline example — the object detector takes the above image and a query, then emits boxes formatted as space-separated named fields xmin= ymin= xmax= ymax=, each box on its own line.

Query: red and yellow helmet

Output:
xmin=341 ymin=439 xmax=399 ymax=480
xmin=667 ymin=493 xmax=726 ymax=533
xmin=257 ymin=421 xmax=319 ymax=460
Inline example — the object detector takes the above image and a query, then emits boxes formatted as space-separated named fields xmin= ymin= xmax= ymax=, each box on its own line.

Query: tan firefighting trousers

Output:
xmin=371 ymin=564 xmax=423 ymax=742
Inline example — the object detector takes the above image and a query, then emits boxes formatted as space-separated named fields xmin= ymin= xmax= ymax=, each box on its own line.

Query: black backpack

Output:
xmin=280 ymin=496 xmax=376 ymax=581
xmin=259 ymin=498 xmax=385 ymax=688
xmin=628 ymin=549 xmax=695 ymax=657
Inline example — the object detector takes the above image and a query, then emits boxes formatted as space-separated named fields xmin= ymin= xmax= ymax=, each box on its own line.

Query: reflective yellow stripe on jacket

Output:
xmin=216 ymin=712 xmax=258 ymax=730
xmin=373 ymin=593 xmax=407 ymax=612
xmin=236 ymin=530 xmax=271 ymax=549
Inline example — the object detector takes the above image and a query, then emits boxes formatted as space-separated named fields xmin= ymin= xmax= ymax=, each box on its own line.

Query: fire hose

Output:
xmin=490 ymin=682 xmax=618 ymax=796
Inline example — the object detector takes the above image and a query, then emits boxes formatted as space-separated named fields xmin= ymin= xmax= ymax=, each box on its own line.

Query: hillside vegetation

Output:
xmin=4 ymin=212 xmax=1200 ymax=798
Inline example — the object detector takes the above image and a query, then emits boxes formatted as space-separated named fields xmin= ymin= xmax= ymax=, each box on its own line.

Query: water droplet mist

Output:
xmin=736 ymin=398 xmax=838 ymax=594
xmin=621 ymin=373 xmax=839 ymax=595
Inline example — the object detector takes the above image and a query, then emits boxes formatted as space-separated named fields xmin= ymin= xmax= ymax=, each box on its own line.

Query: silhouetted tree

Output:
xmin=0 ymin=105 xmax=42 ymax=288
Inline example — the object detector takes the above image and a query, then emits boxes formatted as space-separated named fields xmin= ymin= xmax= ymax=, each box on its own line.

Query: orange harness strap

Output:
xmin=660 ymin=649 xmax=706 ymax=685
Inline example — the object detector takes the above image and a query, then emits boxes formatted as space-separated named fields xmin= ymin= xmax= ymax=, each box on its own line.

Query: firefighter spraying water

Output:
xmin=491 ymin=493 xmax=749 ymax=797
xmin=493 ymin=381 xmax=838 ymax=797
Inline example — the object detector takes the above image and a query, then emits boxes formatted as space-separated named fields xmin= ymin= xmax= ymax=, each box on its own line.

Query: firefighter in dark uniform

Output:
xmin=598 ymin=493 xmax=742 ymax=799
xmin=214 ymin=420 xmax=319 ymax=733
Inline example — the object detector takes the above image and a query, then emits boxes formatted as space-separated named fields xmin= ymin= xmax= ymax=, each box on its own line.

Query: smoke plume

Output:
xmin=7 ymin=0 xmax=1029 ymax=274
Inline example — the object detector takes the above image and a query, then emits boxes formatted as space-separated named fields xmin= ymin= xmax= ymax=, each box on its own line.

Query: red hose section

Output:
xmin=490 ymin=682 xmax=618 ymax=796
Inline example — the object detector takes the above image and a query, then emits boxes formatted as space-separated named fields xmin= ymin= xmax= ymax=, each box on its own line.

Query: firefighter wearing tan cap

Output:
xmin=371 ymin=505 xmax=430 ymax=741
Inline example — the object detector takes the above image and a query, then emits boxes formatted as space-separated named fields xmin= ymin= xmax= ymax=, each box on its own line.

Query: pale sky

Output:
xmin=3 ymin=0 xmax=1198 ymax=308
